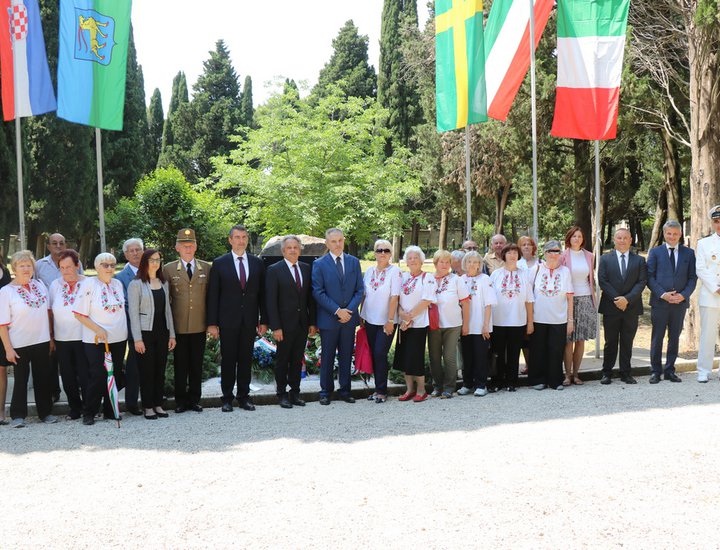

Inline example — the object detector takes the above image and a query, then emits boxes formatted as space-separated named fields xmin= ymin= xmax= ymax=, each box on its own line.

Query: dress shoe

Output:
xmin=664 ymin=372 xmax=682 ymax=383
xmin=189 ymin=404 xmax=203 ymax=412
xmin=600 ymin=374 xmax=612 ymax=385
xmin=144 ymin=413 xmax=158 ymax=420
xmin=126 ymin=407 xmax=143 ymax=416
xmin=238 ymin=398 xmax=256 ymax=411
xmin=649 ymin=373 xmax=661 ymax=384
xmin=620 ymin=374 xmax=637 ymax=384
xmin=289 ymin=394 xmax=305 ymax=407
xmin=221 ymin=402 xmax=234 ymax=412
xmin=319 ymin=396 xmax=331 ymax=405
xmin=82 ymin=415 xmax=95 ymax=426
xmin=155 ymin=410 xmax=170 ymax=418
xmin=340 ymin=395 xmax=356 ymax=403
xmin=174 ymin=405 xmax=187 ymax=414
xmin=279 ymin=396 xmax=293 ymax=409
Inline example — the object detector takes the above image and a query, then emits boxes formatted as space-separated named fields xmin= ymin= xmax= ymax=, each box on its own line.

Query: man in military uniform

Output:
xmin=695 ymin=206 xmax=720 ymax=382
xmin=163 ymin=229 xmax=212 ymax=412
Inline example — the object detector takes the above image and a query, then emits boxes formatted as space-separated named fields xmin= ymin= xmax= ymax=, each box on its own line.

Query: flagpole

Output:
xmin=465 ymin=125 xmax=472 ymax=240
xmin=594 ymin=139 xmax=601 ymax=359
xmin=95 ymin=128 xmax=107 ymax=252
xmin=529 ymin=0 xmax=538 ymax=243
xmin=12 ymin=33 xmax=26 ymax=250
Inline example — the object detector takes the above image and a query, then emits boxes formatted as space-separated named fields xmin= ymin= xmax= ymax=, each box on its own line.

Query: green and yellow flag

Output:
xmin=435 ymin=0 xmax=487 ymax=132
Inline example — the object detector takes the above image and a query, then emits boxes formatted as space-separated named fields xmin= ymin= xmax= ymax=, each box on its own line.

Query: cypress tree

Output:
xmin=160 ymin=71 xmax=188 ymax=154
xmin=240 ymin=75 xmax=254 ymax=128
xmin=147 ymin=88 xmax=164 ymax=170
xmin=314 ymin=20 xmax=377 ymax=99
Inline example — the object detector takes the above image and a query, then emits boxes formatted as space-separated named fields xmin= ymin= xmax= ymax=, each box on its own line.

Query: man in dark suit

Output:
xmin=312 ymin=228 xmax=364 ymax=405
xmin=598 ymin=227 xmax=647 ymax=384
xmin=646 ymin=220 xmax=697 ymax=384
xmin=266 ymin=235 xmax=317 ymax=408
xmin=207 ymin=225 xmax=267 ymax=412
xmin=114 ymin=237 xmax=144 ymax=415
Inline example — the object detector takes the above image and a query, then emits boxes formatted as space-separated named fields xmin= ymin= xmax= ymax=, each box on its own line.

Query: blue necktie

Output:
xmin=620 ymin=254 xmax=626 ymax=279
xmin=335 ymin=256 xmax=344 ymax=283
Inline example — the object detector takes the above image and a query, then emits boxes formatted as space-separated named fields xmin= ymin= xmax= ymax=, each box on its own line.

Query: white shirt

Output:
xmin=49 ymin=278 xmax=86 ymax=341
xmin=34 ymin=254 xmax=84 ymax=287
xmin=329 ymin=252 xmax=345 ymax=274
xmin=231 ymin=251 xmax=250 ymax=281
xmin=517 ymin=257 xmax=538 ymax=271
xmin=531 ymin=264 xmax=573 ymax=324
xmin=73 ymin=277 xmax=128 ymax=344
xmin=361 ymin=265 xmax=401 ymax=325
xmin=399 ymin=271 xmax=436 ymax=328
xmin=490 ymin=267 xmax=534 ymax=327
xmin=433 ymin=273 xmax=470 ymax=328
xmin=284 ymin=259 xmax=303 ymax=286
xmin=569 ymin=249 xmax=592 ymax=296
xmin=461 ymin=274 xmax=497 ymax=334
xmin=0 ymin=281 xmax=51 ymax=348
xmin=615 ymin=249 xmax=630 ymax=274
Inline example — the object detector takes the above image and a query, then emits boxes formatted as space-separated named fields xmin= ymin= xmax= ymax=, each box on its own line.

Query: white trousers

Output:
xmin=697 ymin=306 xmax=720 ymax=377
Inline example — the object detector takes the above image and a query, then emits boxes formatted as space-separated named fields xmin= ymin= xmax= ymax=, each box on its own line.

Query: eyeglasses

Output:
xmin=546 ymin=250 xmax=561 ymax=254
xmin=149 ymin=258 xmax=162 ymax=264
xmin=375 ymin=248 xmax=391 ymax=254
xmin=99 ymin=263 xmax=117 ymax=269
xmin=464 ymin=246 xmax=478 ymax=251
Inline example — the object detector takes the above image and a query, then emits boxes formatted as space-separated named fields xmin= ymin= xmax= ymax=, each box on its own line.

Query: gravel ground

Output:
xmin=3 ymin=371 xmax=720 ymax=549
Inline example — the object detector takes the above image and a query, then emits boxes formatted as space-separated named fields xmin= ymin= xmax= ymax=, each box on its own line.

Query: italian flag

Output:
xmin=484 ymin=0 xmax=554 ymax=122
xmin=550 ymin=0 xmax=630 ymax=140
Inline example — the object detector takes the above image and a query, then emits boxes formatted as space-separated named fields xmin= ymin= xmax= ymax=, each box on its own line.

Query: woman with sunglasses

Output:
xmin=360 ymin=240 xmax=401 ymax=403
xmin=528 ymin=241 xmax=574 ymax=391
xmin=73 ymin=253 xmax=128 ymax=425
xmin=128 ymin=249 xmax=176 ymax=419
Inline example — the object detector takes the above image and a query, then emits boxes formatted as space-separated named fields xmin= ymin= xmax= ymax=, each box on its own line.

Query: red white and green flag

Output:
xmin=550 ymin=0 xmax=630 ymax=140
xmin=435 ymin=0 xmax=487 ymax=132
xmin=484 ymin=0 xmax=553 ymax=121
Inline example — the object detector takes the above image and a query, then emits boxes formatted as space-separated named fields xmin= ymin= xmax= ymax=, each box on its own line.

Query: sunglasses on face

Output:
xmin=375 ymin=249 xmax=391 ymax=254
xmin=546 ymin=250 xmax=561 ymax=254
xmin=464 ymin=246 xmax=478 ymax=251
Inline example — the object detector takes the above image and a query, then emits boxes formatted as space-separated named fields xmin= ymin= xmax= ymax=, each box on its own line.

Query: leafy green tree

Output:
xmin=313 ymin=20 xmax=376 ymax=99
xmin=147 ymin=88 xmax=164 ymax=170
xmin=106 ymin=167 xmax=231 ymax=260
xmin=215 ymin=87 xmax=421 ymax=246
xmin=160 ymin=71 xmax=188 ymax=154
xmin=240 ymin=75 xmax=254 ymax=128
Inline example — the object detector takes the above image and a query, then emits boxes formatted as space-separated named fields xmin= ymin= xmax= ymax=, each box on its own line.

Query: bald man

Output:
xmin=35 ymin=233 xmax=83 ymax=287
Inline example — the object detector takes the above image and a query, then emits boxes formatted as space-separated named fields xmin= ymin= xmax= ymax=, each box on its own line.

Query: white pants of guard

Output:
xmin=697 ymin=306 xmax=720 ymax=379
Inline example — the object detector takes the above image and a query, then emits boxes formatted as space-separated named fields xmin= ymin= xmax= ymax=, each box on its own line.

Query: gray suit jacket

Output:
xmin=128 ymin=279 xmax=175 ymax=341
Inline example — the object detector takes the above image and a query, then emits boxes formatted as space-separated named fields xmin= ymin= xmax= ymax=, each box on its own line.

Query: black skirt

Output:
xmin=393 ymin=327 xmax=428 ymax=377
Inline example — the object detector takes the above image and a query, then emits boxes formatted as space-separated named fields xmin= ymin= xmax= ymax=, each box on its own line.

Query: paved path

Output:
xmin=3 ymin=371 xmax=720 ymax=548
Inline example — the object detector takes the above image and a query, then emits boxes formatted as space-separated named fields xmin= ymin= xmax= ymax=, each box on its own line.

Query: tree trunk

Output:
xmin=410 ymin=221 xmax=420 ymax=245
xmin=392 ymin=234 xmax=401 ymax=263
xmin=648 ymin=185 xmax=668 ymax=249
xmin=649 ymin=124 xmax=684 ymax=249
xmin=438 ymin=208 xmax=448 ymax=250
xmin=573 ymin=140 xmax=593 ymax=249
xmin=685 ymin=12 xmax=720 ymax=351
xmin=495 ymin=180 xmax=511 ymax=235
xmin=79 ymin=232 xmax=94 ymax=267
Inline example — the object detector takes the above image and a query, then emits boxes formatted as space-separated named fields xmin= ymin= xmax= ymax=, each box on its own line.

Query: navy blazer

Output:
xmin=598 ymin=250 xmax=647 ymax=316
xmin=206 ymin=252 xmax=267 ymax=330
xmin=311 ymin=253 xmax=364 ymax=330
xmin=647 ymin=244 xmax=697 ymax=309
xmin=265 ymin=260 xmax=316 ymax=332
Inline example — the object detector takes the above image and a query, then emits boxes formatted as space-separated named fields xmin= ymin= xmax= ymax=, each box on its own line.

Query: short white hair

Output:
xmin=122 ymin=238 xmax=143 ymax=253
xmin=94 ymin=252 xmax=116 ymax=270
xmin=403 ymin=245 xmax=425 ymax=263
xmin=461 ymin=251 xmax=482 ymax=271
xmin=325 ymin=228 xmax=343 ymax=239
xmin=280 ymin=235 xmax=303 ymax=251
xmin=374 ymin=239 xmax=392 ymax=251
xmin=450 ymin=250 xmax=465 ymax=262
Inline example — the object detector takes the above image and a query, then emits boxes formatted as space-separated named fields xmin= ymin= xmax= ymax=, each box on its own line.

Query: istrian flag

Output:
xmin=435 ymin=0 xmax=487 ymax=132
xmin=57 ymin=0 xmax=132 ymax=131
xmin=550 ymin=0 xmax=630 ymax=140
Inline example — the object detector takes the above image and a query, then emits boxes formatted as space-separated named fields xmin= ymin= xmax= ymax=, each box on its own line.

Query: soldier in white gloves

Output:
xmin=695 ymin=205 xmax=720 ymax=382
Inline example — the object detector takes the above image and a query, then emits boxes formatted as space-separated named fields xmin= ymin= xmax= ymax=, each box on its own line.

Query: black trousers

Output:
xmin=461 ymin=334 xmax=491 ymax=389
xmin=602 ymin=313 xmax=639 ymax=374
xmin=84 ymin=341 xmax=126 ymax=418
xmin=174 ymin=332 xmax=206 ymax=406
xmin=55 ymin=339 xmax=89 ymax=416
xmin=650 ymin=305 xmax=686 ymax=375
xmin=219 ymin=325 xmax=256 ymax=402
xmin=529 ymin=323 xmax=566 ymax=388
xmin=491 ymin=325 xmax=525 ymax=388
xmin=364 ymin=323 xmax=396 ymax=394
xmin=274 ymin=325 xmax=308 ymax=396
xmin=139 ymin=330 xmax=169 ymax=409
xmin=11 ymin=341 xmax=52 ymax=420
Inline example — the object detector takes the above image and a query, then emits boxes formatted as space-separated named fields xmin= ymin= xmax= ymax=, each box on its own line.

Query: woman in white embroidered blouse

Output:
xmin=73 ymin=253 xmax=128 ymax=426
xmin=49 ymin=249 xmax=88 ymax=421
xmin=396 ymin=246 xmax=436 ymax=403
xmin=428 ymin=250 xmax=470 ymax=398
xmin=360 ymin=239 xmax=401 ymax=403
xmin=0 ymin=250 xmax=56 ymax=427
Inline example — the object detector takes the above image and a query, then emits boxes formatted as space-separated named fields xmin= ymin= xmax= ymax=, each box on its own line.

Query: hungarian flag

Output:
xmin=435 ymin=0 xmax=487 ymax=132
xmin=550 ymin=0 xmax=630 ymax=140
xmin=57 ymin=0 xmax=132 ymax=131
xmin=0 ymin=0 xmax=56 ymax=121
xmin=484 ymin=0 xmax=553 ymax=121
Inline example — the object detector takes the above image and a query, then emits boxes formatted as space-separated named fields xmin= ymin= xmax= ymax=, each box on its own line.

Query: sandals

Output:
xmin=572 ymin=375 xmax=584 ymax=385
xmin=375 ymin=395 xmax=387 ymax=403
xmin=398 ymin=392 xmax=416 ymax=402
xmin=562 ymin=376 xmax=572 ymax=386
xmin=367 ymin=393 xmax=377 ymax=401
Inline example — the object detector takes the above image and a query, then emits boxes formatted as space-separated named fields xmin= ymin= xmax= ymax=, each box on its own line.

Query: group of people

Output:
xmin=2 ymin=205 xmax=720 ymax=427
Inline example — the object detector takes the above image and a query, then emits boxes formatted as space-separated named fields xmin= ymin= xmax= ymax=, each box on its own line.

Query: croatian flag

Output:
xmin=0 ymin=0 xmax=56 ymax=121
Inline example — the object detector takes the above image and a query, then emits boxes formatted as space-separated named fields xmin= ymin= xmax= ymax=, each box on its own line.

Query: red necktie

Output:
xmin=238 ymin=257 xmax=246 ymax=289
xmin=293 ymin=263 xmax=302 ymax=290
